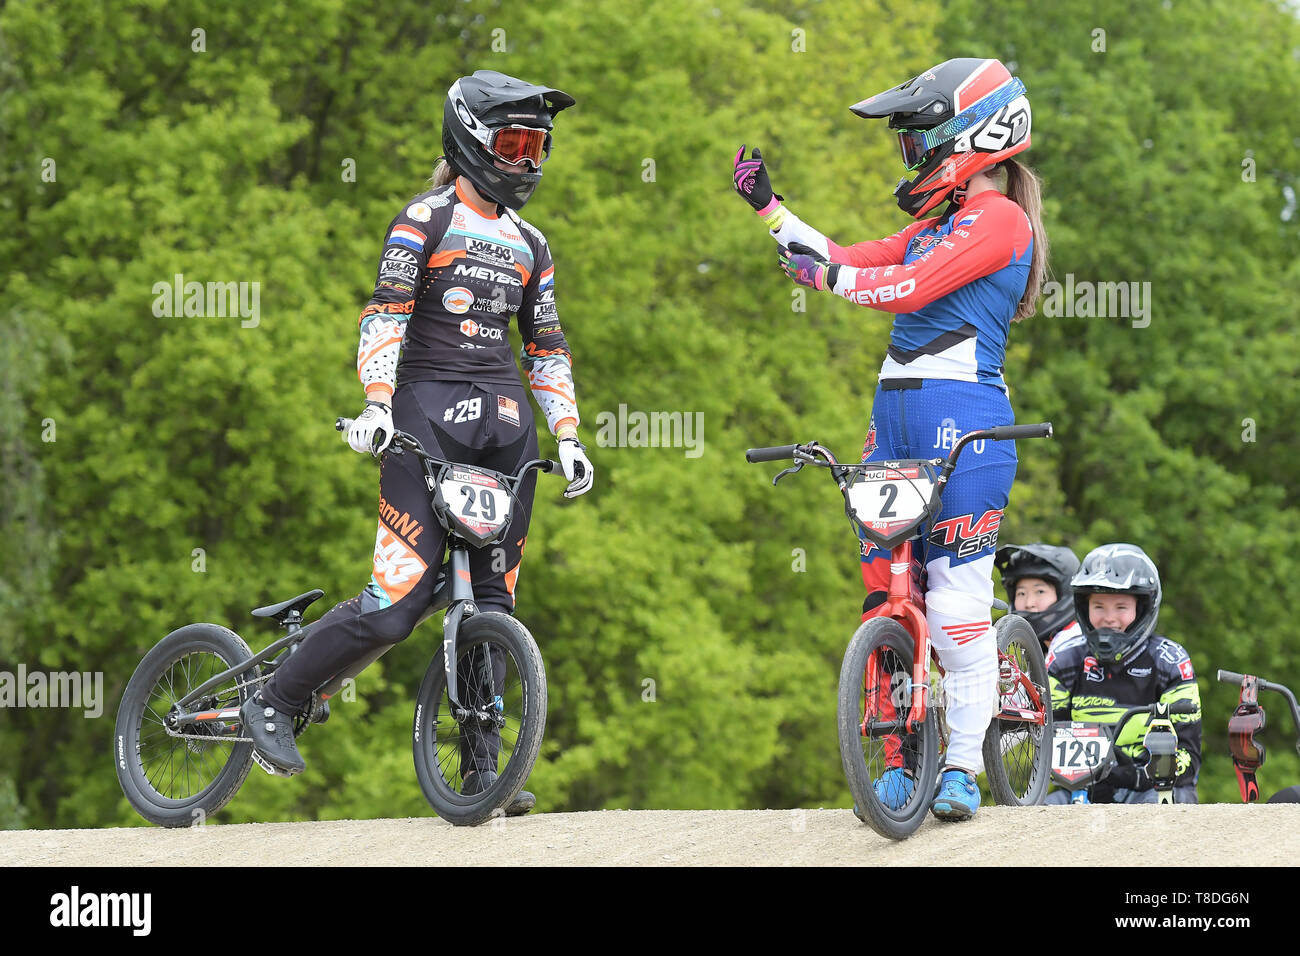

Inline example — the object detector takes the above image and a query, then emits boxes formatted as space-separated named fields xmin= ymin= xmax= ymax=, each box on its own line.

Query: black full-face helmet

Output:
xmin=994 ymin=543 xmax=1080 ymax=646
xmin=442 ymin=70 xmax=575 ymax=210
xmin=1070 ymin=544 xmax=1162 ymax=665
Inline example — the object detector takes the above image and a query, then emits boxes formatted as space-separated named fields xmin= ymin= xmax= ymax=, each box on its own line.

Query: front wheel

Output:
xmin=982 ymin=614 xmax=1053 ymax=806
xmin=412 ymin=612 xmax=546 ymax=826
xmin=838 ymin=617 xmax=940 ymax=840
xmin=114 ymin=623 xmax=259 ymax=827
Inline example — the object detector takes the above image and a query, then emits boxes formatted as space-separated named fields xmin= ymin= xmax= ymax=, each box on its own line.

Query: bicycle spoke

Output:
xmin=420 ymin=635 xmax=534 ymax=797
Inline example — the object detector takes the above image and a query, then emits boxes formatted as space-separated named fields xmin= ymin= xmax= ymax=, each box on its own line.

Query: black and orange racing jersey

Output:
xmin=356 ymin=180 xmax=578 ymax=436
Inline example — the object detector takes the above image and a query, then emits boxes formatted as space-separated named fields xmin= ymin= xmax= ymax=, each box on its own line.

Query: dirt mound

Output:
xmin=4 ymin=805 xmax=1297 ymax=866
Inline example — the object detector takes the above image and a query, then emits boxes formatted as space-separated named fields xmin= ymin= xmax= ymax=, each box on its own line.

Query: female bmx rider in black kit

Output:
xmin=241 ymin=71 xmax=593 ymax=815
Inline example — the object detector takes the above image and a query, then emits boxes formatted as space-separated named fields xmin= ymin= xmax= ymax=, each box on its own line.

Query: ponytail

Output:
xmin=429 ymin=155 xmax=456 ymax=188
xmin=1001 ymin=158 xmax=1050 ymax=322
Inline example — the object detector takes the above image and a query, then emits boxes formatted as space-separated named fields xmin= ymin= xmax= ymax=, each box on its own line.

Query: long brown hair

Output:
xmin=429 ymin=155 xmax=456 ymax=188
xmin=1001 ymin=158 xmax=1049 ymax=321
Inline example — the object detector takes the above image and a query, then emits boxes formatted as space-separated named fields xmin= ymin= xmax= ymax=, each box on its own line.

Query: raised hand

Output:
xmin=733 ymin=145 xmax=783 ymax=212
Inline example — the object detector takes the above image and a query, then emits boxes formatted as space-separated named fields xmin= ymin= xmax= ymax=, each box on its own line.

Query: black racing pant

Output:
xmin=262 ymin=379 xmax=539 ymax=730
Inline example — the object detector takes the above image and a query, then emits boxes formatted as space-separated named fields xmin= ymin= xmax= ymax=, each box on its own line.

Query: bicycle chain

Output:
xmin=162 ymin=673 xmax=270 ymax=744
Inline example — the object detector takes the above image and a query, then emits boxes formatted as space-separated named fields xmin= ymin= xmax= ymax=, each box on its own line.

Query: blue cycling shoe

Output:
xmin=871 ymin=768 xmax=916 ymax=811
xmin=931 ymin=768 xmax=980 ymax=821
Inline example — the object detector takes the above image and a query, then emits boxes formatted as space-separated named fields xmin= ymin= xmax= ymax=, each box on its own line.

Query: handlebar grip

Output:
xmin=989 ymin=422 xmax=1053 ymax=441
xmin=746 ymin=444 xmax=799 ymax=463
xmin=336 ymin=417 xmax=353 ymax=432
xmin=1217 ymin=669 xmax=1246 ymax=686
xmin=541 ymin=459 xmax=559 ymax=474
xmin=1168 ymin=700 xmax=1199 ymax=715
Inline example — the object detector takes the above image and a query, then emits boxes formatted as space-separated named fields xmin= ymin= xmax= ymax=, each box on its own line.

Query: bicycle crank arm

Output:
xmin=171 ymin=706 xmax=243 ymax=729
xmin=995 ymin=706 xmax=1047 ymax=725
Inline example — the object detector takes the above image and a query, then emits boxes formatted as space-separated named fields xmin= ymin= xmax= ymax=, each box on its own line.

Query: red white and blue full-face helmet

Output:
xmin=851 ymin=58 xmax=1032 ymax=218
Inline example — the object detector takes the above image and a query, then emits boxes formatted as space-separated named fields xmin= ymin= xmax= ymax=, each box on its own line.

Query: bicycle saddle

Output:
xmin=251 ymin=588 xmax=325 ymax=622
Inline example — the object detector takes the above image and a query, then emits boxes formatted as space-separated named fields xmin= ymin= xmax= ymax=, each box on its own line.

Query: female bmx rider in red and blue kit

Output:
xmin=734 ymin=58 xmax=1048 ymax=820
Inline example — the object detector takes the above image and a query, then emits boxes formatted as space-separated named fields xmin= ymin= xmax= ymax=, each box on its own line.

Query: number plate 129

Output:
xmin=1051 ymin=724 xmax=1112 ymax=785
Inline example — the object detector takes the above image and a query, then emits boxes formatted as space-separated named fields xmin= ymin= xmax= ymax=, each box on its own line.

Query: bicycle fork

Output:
xmin=863 ymin=542 xmax=932 ymax=732
xmin=440 ymin=543 xmax=480 ymax=714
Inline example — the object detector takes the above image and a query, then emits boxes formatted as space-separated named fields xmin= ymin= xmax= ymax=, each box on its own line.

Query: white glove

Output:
xmin=347 ymin=401 xmax=394 ymax=456
xmin=557 ymin=438 xmax=594 ymax=498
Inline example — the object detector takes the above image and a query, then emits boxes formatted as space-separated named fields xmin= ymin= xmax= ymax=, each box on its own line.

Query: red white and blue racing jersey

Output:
xmin=769 ymin=189 xmax=1033 ymax=389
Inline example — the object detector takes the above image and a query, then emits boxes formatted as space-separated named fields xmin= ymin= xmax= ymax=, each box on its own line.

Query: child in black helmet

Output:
xmin=995 ymin=543 xmax=1080 ymax=652
xmin=1044 ymin=544 xmax=1201 ymax=804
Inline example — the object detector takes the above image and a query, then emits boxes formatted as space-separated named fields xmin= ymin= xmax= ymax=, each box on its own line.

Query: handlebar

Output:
xmin=1100 ymin=700 xmax=1198 ymax=739
xmin=335 ymin=417 xmax=558 ymax=482
xmin=745 ymin=445 xmax=800 ymax=463
xmin=1218 ymin=669 xmax=1300 ymax=741
xmin=988 ymin=423 xmax=1053 ymax=441
xmin=745 ymin=423 xmax=1054 ymax=489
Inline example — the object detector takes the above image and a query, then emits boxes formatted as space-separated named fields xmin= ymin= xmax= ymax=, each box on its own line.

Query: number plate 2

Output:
xmin=845 ymin=463 xmax=936 ymax=548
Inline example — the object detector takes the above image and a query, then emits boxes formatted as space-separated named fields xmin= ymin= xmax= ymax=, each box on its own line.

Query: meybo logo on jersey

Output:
xmin=847 ymin=278 xmax=916 ymax=306
xmin=442 ymin=287 xmax=474 ymax=314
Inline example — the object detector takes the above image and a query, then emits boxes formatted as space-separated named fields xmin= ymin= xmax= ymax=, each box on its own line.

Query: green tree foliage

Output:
xmin=942 ymin=0 xmax=1300 ymax=801
xmin=1 ymin=0 xmax=1296 ymax=826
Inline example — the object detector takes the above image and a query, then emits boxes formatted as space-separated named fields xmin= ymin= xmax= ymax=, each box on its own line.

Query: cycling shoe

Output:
xmin=873 ymin=768 xmax=916 ymax=811
xmin=931 ymin=768 xmax=980 ymax=821
xmin=240 ymin=694 xmax=305 ymax=776
xmin=461 ymin=770 xmax=536 ymax=817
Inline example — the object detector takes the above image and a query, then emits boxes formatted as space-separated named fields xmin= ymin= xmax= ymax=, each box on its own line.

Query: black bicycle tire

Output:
xmin=113 ymin=623 xmax=258 ymax=827
xmin=838 ymin=617 xmax=939 ymax=840
xmin=411 ymin=612 xmax=546 ymax=826
xmin=982 ymin=614 xmax=1053 ymax=806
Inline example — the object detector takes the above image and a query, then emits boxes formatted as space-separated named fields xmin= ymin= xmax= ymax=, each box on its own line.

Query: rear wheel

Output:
xmin=412 ymin=612 xmax=546 ymax=826
xmin=982 ymin=614 xmax=1052 ymax=805
xmin=114 ymin=624 xmax=259 ymax=827
xmin=838 ymin=617 xmax=939 ymax=840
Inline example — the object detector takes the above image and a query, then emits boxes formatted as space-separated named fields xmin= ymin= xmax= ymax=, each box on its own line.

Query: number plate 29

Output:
xmin=440 ymin=468 xmax=510 ymax=540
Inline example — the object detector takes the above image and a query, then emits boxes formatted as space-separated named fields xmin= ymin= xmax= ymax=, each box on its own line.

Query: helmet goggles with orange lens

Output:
xmin=488 ymin=125 xmax=549 ymax=168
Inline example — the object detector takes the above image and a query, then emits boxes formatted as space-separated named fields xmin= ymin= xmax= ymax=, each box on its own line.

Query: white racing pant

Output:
xmin=925 ymin=553 xmax=999 ymax=775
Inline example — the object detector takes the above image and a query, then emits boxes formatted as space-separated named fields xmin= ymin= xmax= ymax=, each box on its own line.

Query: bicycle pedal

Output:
xmin=251 ymin=749 xmax=298 ymax=778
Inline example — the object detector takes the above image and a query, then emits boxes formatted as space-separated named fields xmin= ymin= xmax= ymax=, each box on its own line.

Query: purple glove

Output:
xmin=779 ymin=242 xmax=839 ymax=292
xmin=733 ymin=145 xmax=783 ymax=213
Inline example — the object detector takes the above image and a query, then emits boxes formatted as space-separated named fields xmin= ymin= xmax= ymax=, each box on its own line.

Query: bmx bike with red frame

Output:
xmin=747 ymin=423 xmax=1054 ymax=839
